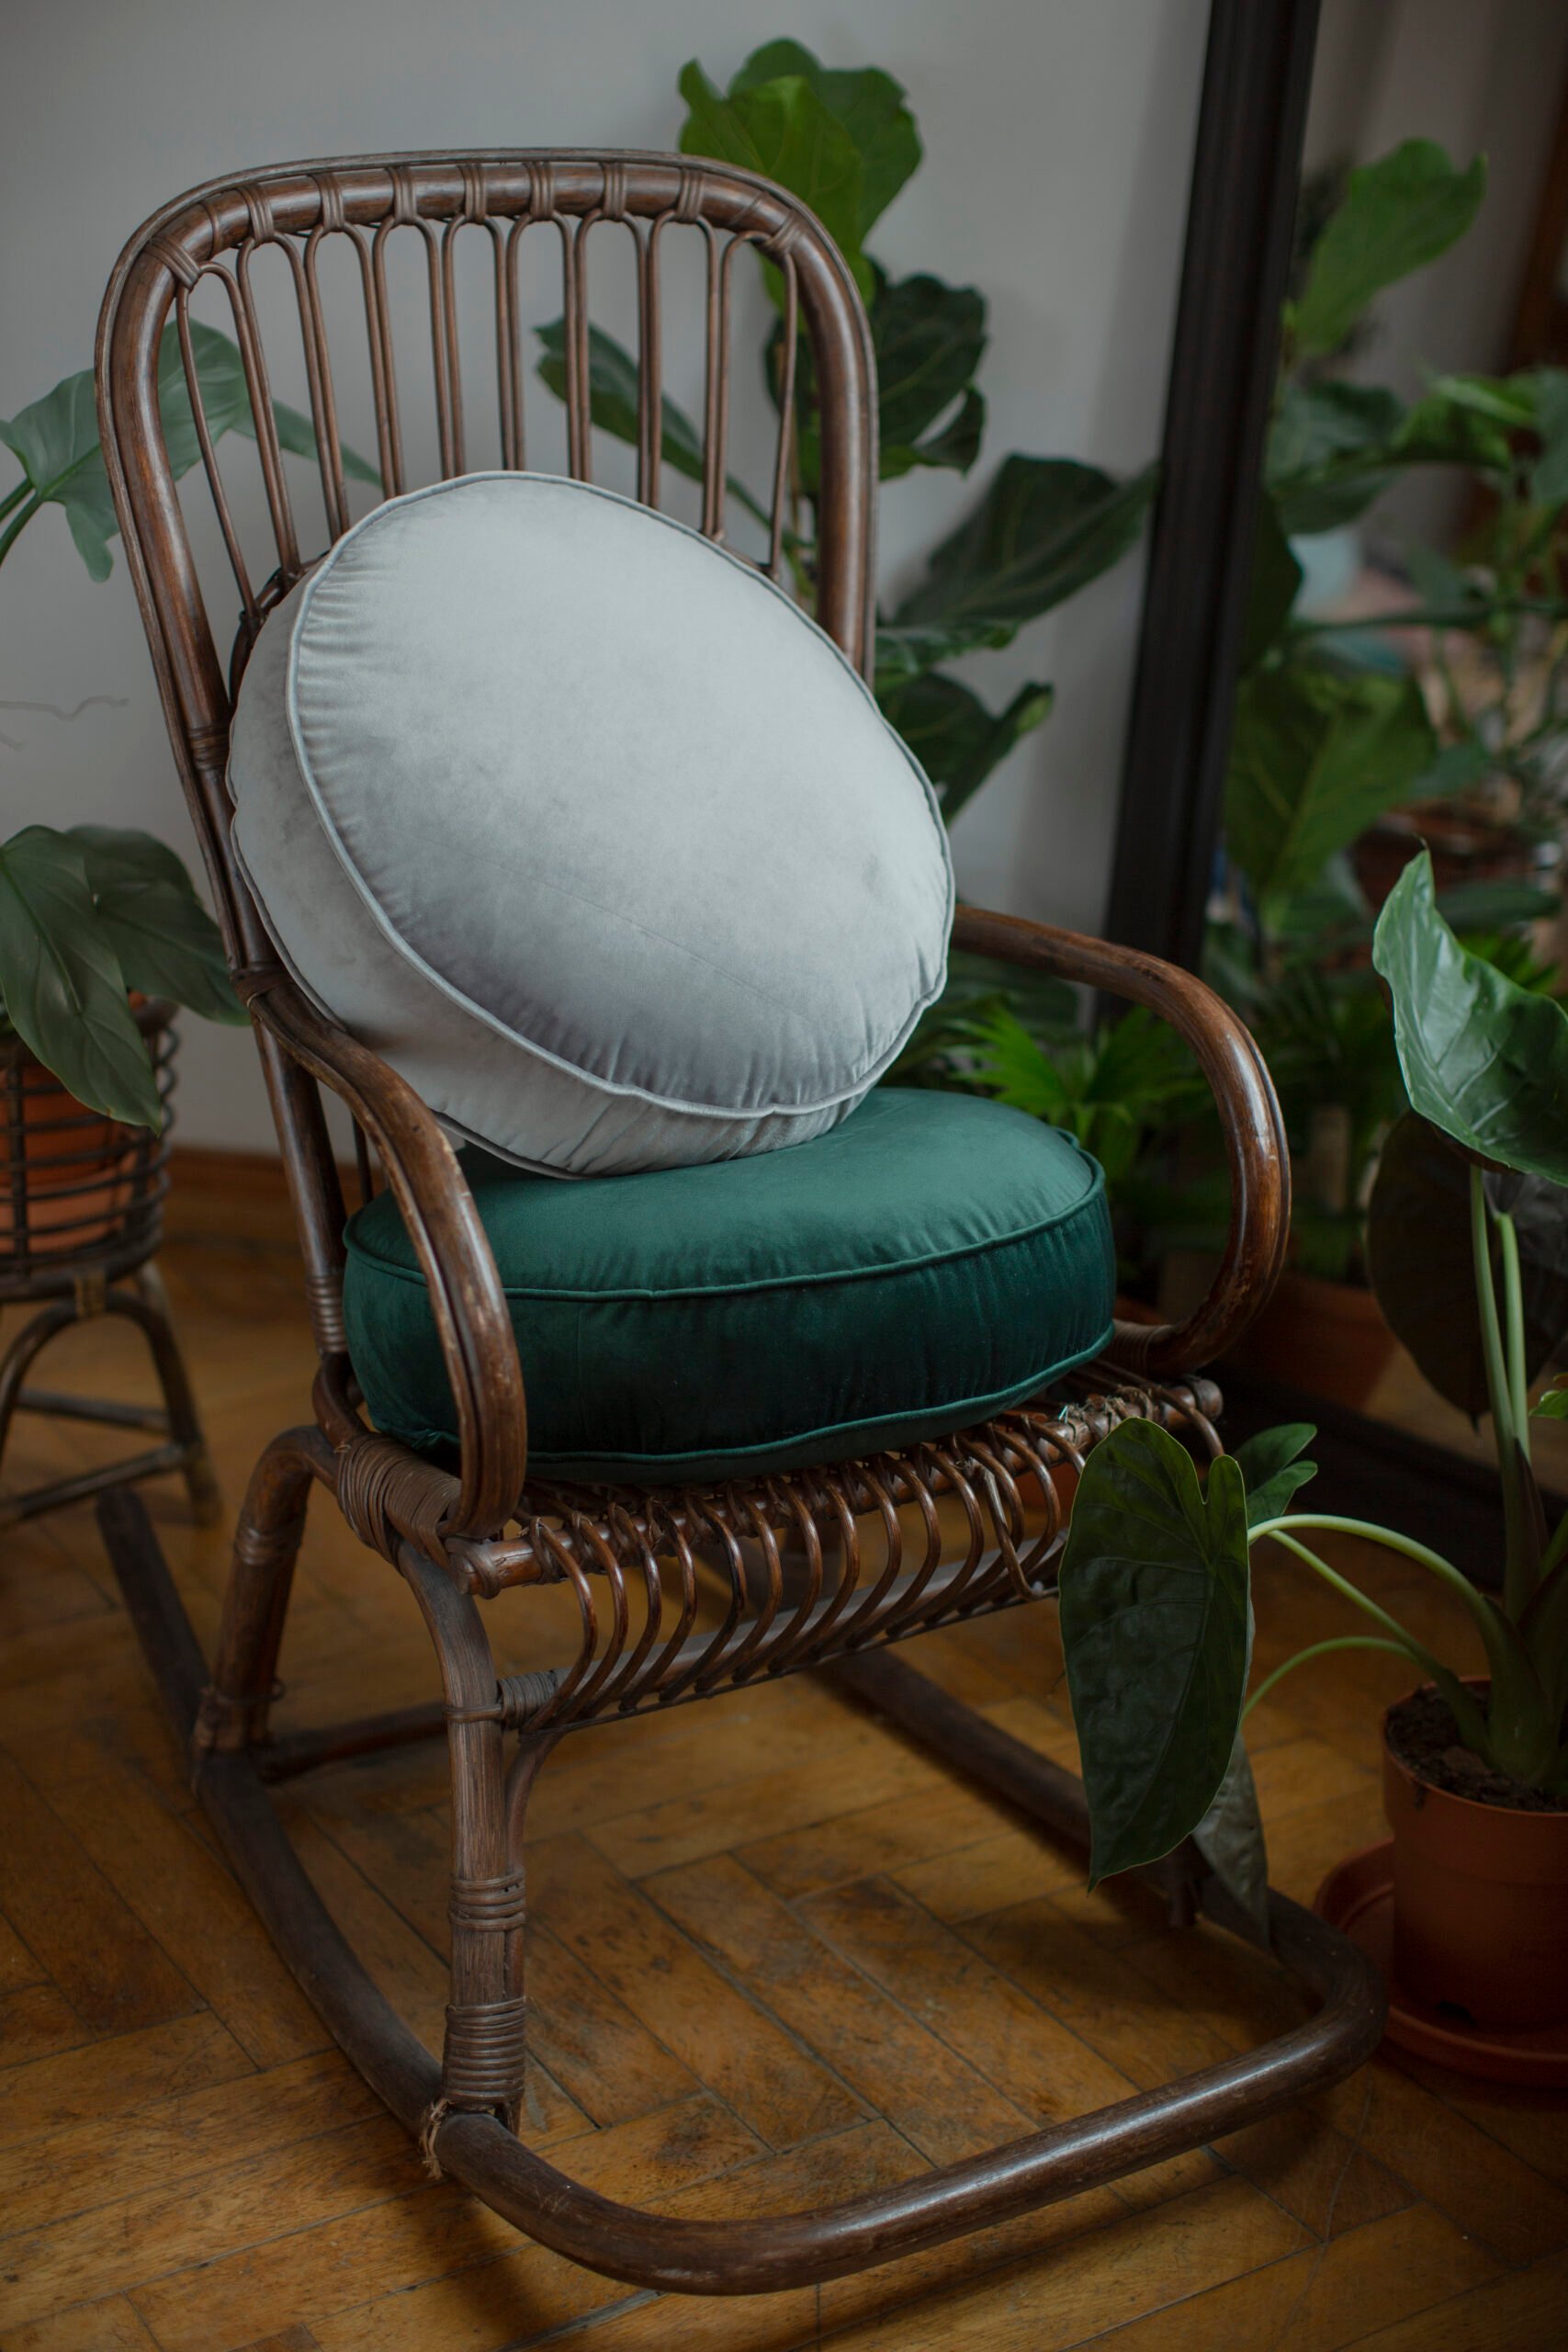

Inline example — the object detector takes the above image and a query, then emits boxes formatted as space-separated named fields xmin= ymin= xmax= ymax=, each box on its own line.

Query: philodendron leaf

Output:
xmin=1233 ymin=1423 xmax=1318 ymax=1528
xmin=0 ymin=369 xmax=119 ymax=580
xmin=1372 ymin=852 xmax=1568 ymax=1185
xmin=1368 ymin=1111 xmax=1568 ymax=1416
xmin=66 ymin=824 xmax=244 ymax=1024
xmin=1224 ymin=667 xmax=1437 ymax=911
xmin=0 ymin=324 xmax=375 ymax=580
xmin=678 ymin=60 xmax=874 ymax=300
xmin=1058 ymin=1419 xmax=1252 ymax=1887
xmin=1191 ymin=1735 xmax=1270 ymax=1947
xmin=1290 ymin=140 xmax=1486 ymax=361
xmin=727 ymin=40 xmax=920 ymax=238
xmin=895 ymin=456 xmax=1157 ymax=634
xmin=877 ymin=670 xmax=1052 ymax=822
xmin=0 ymin=829 xmax=162 ymax=1128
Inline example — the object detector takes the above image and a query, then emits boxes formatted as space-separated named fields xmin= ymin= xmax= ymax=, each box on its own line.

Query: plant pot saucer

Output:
xmin=1314 ymin=1840 xmax=1568 ymax=2087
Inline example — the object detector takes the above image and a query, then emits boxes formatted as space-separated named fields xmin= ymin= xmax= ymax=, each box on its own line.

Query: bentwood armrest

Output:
xmin=953 ymin=906 xmax=1291 ymax=1376
xmin=245 ymin=971 xmax=528 ymax=1542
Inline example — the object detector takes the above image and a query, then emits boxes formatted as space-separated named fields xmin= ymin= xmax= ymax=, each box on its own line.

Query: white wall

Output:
xmin=0 ymin=0 xmax=1207 ymax=1148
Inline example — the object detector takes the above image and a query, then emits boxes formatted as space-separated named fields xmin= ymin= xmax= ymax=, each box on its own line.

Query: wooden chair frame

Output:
xmin=94 ymin=149 xmax=1383 ymax=2300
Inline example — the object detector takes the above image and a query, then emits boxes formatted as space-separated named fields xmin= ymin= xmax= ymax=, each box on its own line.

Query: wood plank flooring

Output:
xmin=1 ymin=1161 xmax=1564 ymax=2348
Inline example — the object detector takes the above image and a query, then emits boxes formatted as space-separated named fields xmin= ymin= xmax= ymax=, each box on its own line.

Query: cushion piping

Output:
xmin=342 ymin=1148 xmax=1107 ymax=1303
xmin=284 ymin=470 xmax=955 ymax=1120
xmin=386 ymin=1324 xmax=1117 ymax=1475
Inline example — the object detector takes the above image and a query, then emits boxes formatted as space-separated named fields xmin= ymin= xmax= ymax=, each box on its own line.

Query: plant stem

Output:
xmin=0 ymin=490 xmax=43 ymax=569
xmin=1243 ymin=1634 xmax=1415 ymax=1719
xmin=0 ymin=476 xmax=33 ymax=526
xmin=1472 ymin=1171 xmax=1538 ymax=1617
xmin=1251 ymin=1510 xmax=1499 ymax=1645
xmin=1260 ymin=1530 xmax=1494 ymax=1754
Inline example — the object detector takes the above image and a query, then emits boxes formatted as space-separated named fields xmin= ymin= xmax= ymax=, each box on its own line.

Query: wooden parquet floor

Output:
xmin=2 ymin=1168 xmax=1565 ymax=2350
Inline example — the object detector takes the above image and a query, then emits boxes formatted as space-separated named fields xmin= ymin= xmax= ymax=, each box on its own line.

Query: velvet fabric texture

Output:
xmin=343 ymin=1089 xmax=1116 ymax=1485
xmin=227 ymin=473 xmax=953 ymax=1176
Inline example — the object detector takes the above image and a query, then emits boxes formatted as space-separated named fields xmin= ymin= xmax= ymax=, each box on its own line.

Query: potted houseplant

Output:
xmin=1 ymin=322 xmax=376 ymax=1242
xmin=1055 ymin=850 xmax=1568 ymax=2040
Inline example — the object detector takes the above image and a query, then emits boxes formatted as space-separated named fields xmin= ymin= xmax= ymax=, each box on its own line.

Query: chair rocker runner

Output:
xmin=94 ymin=147 xmax=1384 ymax=2299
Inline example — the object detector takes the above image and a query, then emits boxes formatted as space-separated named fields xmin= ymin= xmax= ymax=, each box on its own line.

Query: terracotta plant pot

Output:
xmin=0 ymin=1002 xmax=173 ymax=1263
xmin=1383 ymin=1692 xmax=1568 ymax=2032
xmin=1353 ymin=801 xmax=1562 ymax=915
xmin=1228 ymin=1270 xmax=1396 ymax=1412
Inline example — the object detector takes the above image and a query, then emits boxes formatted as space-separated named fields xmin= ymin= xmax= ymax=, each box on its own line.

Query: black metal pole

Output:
xmin=1105 ymin=0 xmax=1321 ymax=968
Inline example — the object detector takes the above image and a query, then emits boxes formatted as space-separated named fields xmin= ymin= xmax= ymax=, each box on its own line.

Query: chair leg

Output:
xmin=197 ymin=1425 xmax=331 ymax=1757
xmin=130 ymin=1261 xmax=223 ymax=1525
xmin=98 ymin=1485 xmax=1387 ymax=2302
xmin=400 ymin=1546 xmax=556 ymax=2152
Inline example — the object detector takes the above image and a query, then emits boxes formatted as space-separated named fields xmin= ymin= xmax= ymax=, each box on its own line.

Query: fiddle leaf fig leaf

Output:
xmin=1058 ymin=1419 xmax=1252 ymax=1887
xmin=1368 ymin=1111 xmax=1568 ymax=1416
xmin=1291 ymin=140 xmax=1486 ymax=361
xmin=0 ymin=828 xmax=162 ymax=1129
xmin=874 ymin=273 xmax=987 ymax=479
xmin=873 ymin=616 xmax=1019 ymax=686
xmin=727 ymin=40 xmax=920 ymax=237
xmin=895 ymin=455 xmax=1156 ymax=634
xmin=678 ymin=60 xmax=874 ymax=300
xmin=877 ymin=670 xmax=1052 ymax=821
xmin=1233 ymin=1423 xmax=1318 ymax=1528
xmin=1372 ymin=852 xmax=1568 ymax=1185
xmin=1224 ymin=668 xmax=1438 ymax=911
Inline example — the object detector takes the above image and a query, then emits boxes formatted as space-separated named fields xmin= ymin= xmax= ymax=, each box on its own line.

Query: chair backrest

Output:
xmin=96 ymin=149 xmax=878 ymax=994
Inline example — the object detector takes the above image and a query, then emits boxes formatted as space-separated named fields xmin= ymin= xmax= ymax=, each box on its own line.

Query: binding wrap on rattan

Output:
xmin=421 ymin=1991 xmax=531 ymax=2171
xmin=338 ymin=1430 xmax=457 ymax=1563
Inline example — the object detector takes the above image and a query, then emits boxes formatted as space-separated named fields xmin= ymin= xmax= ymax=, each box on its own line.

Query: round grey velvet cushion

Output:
xmin=227 ymin=473 xmax=953 ymax=1176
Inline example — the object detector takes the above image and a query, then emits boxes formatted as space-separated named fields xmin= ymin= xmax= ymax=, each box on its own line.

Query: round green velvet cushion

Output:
xmin=342 ymin=1088 xmax=1114 ymax=1486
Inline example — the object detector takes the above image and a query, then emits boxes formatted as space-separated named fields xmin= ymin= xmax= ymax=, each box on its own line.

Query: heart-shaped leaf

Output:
xmin=877 ymin=670 xmax=1052 ymax=821
xmin=1233 ymin=1423 xmax=1319 ymax=1528
xmin=895 ymin=456 xmax=1156 ymax=634
xmin=1058 ymin=1419 xmax=1252 ymax=1887
xmin=1372 ymin=851 xmax=1568 ymax=1185
xmin=1291 ymin=140 xmax=1486 ymax=360
xmin=0 ymin=829 xmax=162 ymax=1128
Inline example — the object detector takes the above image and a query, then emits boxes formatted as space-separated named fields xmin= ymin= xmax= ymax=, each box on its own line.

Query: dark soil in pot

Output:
xmin=1387 ymin=1686 xmax=1568 ymax=1815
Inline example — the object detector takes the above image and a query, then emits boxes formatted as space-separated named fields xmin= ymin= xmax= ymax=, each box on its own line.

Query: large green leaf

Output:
xmin=1233 ymin=1423 xmax=1318 ymax=1529
xmin=1367 ymin=1110 xmax=1568 ymax=1417
xmin=0 ymin=324 xmax=376 ymax=582
xmin=895 ymin=456 xmax=1157 ymax=634
xmin=678 ymin=60 xmax=874 ymax=300
xmin=1240 ymin=491 xmax=1303 ymax=671
xmin=1058 ymin=1419 xmax=1252 ymax=1886
xmin=877 ymin=670 xmax=1052 ymax=821
xmin=1265 ymin=380 xmax=1403 ymax=535
xmin=727 ymin=40 xmax=920 ymax=237
xmin=1224 ymin=667 xmax=1438 ymax=910
xmin=874 ymin=273 xmax=987 ymax=479
xmin=1291 ymin=140 xmax=1486 ymax=361
xmin=0 ymin=829 xmax=162 ymax=1128
xmin=66 ymin=824 xmax=244 ymax=1024
xmin=1372 ymin=853 xmax=1568 ymax=1186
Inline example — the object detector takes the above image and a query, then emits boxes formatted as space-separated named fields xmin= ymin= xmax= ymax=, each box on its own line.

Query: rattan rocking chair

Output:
xmin=94 ymin=149 xmax=1383 ymax=2299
